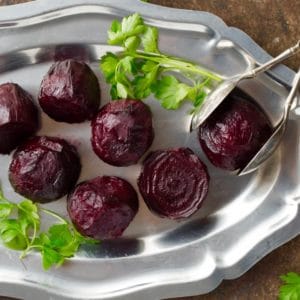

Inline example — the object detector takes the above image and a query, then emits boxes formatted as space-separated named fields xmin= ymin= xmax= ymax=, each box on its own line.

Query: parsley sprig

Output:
xmin=100 ymin=13 xmax=223 ymax=110
xmin=279 ymin=272 xmax=300 ymax=300
xmin=0 ymin=187 xmax=97 ymax=270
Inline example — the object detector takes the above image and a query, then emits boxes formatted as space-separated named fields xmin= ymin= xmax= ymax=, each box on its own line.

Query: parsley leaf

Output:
xmin=108 ymin=13 xmax=145 ymax=46
xmin=116 ymin=82 xmax=129 ymax=98
xmin=133 ymin=63 xmax=159 ymax=98
xmin=0 ymin=219 xmax=27 ymax=250
xmin=0 ymin=202 xmax=13 ymax=218
xmin=107 ymin=20 xmax=122 ymax=45
xmin=0 ymin=187 xmax=99 ymax=270
xmin=48 ymin=224 xmax=74 ymax=248
xmin=151 ymin=75 xmax=191 ymax=109
xmin=36 ymin=224 xmax=85 ymax=269
xmin=42 ymin=246 xmax=65 ymax=270
xmin=141 ymin=27 xmax=159 ymax=53
xmin=124 ymin=36 xmax=141 ymax=52
xmin=18 ymin=200 xmax=40 ymax=228
xmin=279 ymin=272 xmax=300 ymax=300
xmin=100 ymin=13 xmax=222 ymax=110
xmin=117 ymin=56 xmax=136 ymax=75
xmin=100 ymin=52 xmax=119 ymax=83
xmin=121 ymin=13 xmax=145 ymax=39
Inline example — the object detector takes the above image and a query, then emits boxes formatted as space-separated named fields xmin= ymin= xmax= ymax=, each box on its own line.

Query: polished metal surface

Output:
xmin=0 ymin=1 xmax=298 ymax=300
xmin=239 ymin=66 xmax=300 ymax=176
xmin=190 ymin=40 xmax=300 ymax=131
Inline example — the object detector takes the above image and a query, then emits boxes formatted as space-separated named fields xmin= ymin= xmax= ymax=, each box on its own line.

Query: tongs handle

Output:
xmin=246 ymin=40 xmax=300 ymax=78
xmin=284 ymin=66 xmax=300 ymax=118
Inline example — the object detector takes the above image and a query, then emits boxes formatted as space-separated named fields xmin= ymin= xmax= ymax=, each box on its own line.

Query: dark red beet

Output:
xmin=198 ymin=89 xmax=273 ymax=171
xmin=9 ymin=136 xmax=81 ymax=203
xmin=91 ymin=99 xmax=154 ymax=166
xmin=0 ymin=83 xmax=39 ymax=154
xmin=67 ymin=176 xmax=139 ymax=240
xmin=38 ymin=59 xmax=100 ymax=123
xmin=138 ymin=148 xmax=209 ymax=220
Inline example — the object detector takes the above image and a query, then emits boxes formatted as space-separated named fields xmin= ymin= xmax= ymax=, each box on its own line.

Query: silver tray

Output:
xmin=0 ymin=1 xmax=298 ymax=299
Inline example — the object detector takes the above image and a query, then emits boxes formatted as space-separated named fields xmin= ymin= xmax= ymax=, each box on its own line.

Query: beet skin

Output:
xmin=9 ymin=136 xmax=81 ymax=203
xmin=67 ymin=176 xmax=139 ymax=240
xmin=0 ymin=83 xmax=39 ymax=154
xmin=91 ymin=99 xmax=154 ymax=166
xmin=39 ymin=59 xmax=100 ymax=123
xmin=138 ymin=148 xmax=210 ymax=220
xmin=198 ymin=89 xmax=272 ymax=171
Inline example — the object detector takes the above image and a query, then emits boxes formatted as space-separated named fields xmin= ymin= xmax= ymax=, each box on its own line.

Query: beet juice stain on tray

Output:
xmin=0 ymin=1 xmax=298 ymax=300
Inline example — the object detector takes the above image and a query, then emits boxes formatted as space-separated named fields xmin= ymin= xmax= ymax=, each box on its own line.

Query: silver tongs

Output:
xmin=190 ymin=40 xmax=300 ymax=131
xmin=238 ymin=65 xmax=300 ymax=176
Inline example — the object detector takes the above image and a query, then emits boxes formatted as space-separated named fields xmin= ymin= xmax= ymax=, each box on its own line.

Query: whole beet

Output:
xmin=198 ymin=89 xmax=273 ymax=171
xmin=9 ymin=136 xmax=81 ymax=203
xmin=0 ymin=83 xmax=39 ymax=154
xmin=138 ymin=148 xmax=210 ymax=220
xmin=38 ymin=59 xmax=100 ymax=123
xmin=67 ymin=176 xmax=139 ymax=240
xmin=91 ymin=99 xmax=154 ymax=166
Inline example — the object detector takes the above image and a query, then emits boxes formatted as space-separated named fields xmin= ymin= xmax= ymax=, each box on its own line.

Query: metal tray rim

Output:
xmin=0 ymin=1 xmax=298 ymax=299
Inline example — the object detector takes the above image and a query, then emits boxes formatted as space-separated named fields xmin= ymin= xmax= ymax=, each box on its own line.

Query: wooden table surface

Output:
xmin=0 ymin=1 xmax=299 ymax=300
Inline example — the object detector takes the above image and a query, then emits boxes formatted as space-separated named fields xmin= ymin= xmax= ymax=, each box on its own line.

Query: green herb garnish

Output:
xmin=100 ymin=13 xmax=222 ymax=110
xmin=0 ymin=187 xmax=97 ymax=270
xmin=279 ymin=272 xmax=300 ymax=299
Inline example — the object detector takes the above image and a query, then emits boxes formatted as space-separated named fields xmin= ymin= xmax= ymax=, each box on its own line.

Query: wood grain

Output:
xmin=150 ymin=0 xmax=300 ymax=71
xmin=0 ymin=1 xmax=300 ymax=300
xmin=0 ymin=0 xmax=29 ymax=5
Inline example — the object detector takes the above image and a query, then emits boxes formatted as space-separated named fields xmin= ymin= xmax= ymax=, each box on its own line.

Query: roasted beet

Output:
xmin=9 ymin=136 xmax=81 ymax=203
xmin=67 ymin=176 xmax=139 ymax=240
xmin=38 ymin=59 xmax=100 ymax=123
xmin=91 ymin=99 xmax=154 ymax=166
xmin=0 ymin=83 xmax=39 ymax=154
xmin=138 ymin=148 xmax=209 ymax=219
xmin=198 ymin=89 xmax=273 ymax=171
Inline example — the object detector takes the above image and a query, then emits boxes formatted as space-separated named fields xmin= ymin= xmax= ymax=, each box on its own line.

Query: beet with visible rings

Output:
xmin=91 ymin=99 xmax=154 ymax=166
xmin=138 ymin=148 xmax=210 ymax=220
xmin=38 ymin=59 xmax=100 ymax=123
xmin=9 ymin=136 xmax=81 ymax=203
xmin=198 ymin=89 xmax=273 ymax=171
xmin=0 ymin=83 xmax=39 ymax=154
xmin=67 ymin=176 xmax=139 ymax=240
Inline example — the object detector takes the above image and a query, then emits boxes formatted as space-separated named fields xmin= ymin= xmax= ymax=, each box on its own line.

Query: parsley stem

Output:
xmin=26 ymin=245 xmax=43 ymax=250
xmin=30 ymin=220 xmax=37 ymax=247
xmin=129 ymin=51 xmax=223 ymax=82
xmin=196 ymin=77 xmax=211 ymax=89
xmin=40 ymin=208 xmax=67 ymax=224
xmin=20 ymin=244 xmax=43 ymax=259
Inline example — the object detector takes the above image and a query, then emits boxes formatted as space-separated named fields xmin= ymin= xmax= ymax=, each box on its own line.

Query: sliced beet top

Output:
xmin=91 ymin=99 xmax=154 ymax=166
xmin=9 ymin=136 xmax=81 ymax=203
xmin=67 ymin=176 xmax=139 ymax=240
xmin=198 ymin=89 xmax=273 ymax=171
xmin=0 ymin=83 xmax=39 ymax=154
xmin=138 ymin=147 xmax=210 ymax=220
xmin=38 ymin=59 xmax=100 ymax=123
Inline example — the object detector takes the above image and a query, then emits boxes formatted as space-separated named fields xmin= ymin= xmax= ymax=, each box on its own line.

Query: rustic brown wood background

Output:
xmin=0 ymin=1 xmax=299 ymax=300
